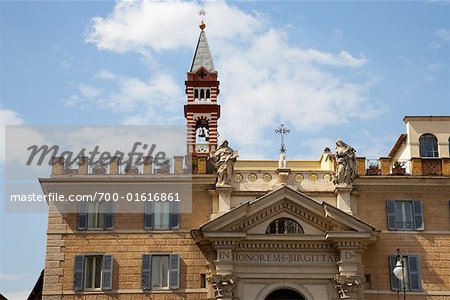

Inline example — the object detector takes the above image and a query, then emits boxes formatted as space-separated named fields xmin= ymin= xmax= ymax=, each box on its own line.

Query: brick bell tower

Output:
xmin=185 ymin=21 xmax=220 ymax=164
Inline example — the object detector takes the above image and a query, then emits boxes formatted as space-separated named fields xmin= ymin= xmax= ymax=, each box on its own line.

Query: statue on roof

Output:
xmin=333 ymin=139 xmax=356 ymax=186
xmin=210 ymin=140 xmax=239 ymax=187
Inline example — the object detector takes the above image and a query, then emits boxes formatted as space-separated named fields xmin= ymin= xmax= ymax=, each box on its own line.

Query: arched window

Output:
xmin=200 ymin=89 xmax=205 ymax=101
xmin=206 ymin=89 xmax=211 ymax=101
xmin=194 ymin=89 xmax=199 ymax=101
xmin=266 ymin=218 xmax=304 ymax=234
xmin=419 ymin=134 xmax=439 ymax=157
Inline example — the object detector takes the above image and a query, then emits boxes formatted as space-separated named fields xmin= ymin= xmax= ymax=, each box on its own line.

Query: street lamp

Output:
xmin=393 ymin=248 xmax=406 ymax=300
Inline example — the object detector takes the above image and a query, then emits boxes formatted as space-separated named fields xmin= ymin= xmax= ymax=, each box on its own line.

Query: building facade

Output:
xmin=40 ymin=24 xmax=450 ymax=300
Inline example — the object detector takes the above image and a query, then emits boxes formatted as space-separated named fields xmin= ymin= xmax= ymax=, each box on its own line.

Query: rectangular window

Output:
xmin=84 ymin=256 xmax=102 ymax=290
xmin=74 ymin=255 xmax=113 ymax=292
xmin=389 ymin=255 xmax=421 ymax=292
xmin=144 ymin=201 xmax=179 ymax=230
xmin=142 ymin=254 xmax=180 ymax=290
xmin=386 ymin=200 xmax=423 ymax=231
xmin=78 ymin=201 xmax=114 ymax=231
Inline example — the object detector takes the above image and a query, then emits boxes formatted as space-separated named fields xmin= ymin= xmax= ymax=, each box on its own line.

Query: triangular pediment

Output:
xmin=200 ymin=186 xmax=376 ymax=235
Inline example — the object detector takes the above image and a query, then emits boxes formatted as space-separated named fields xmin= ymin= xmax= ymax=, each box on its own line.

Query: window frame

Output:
xmin=386 ymin=200 xmax=424 ymax=231
xmin=83 ymin=255 xmax=103 ymax=291
xmin=142 ymin=253 xmax=180 ymax=291
xmin=389 ymin=254 xmax=421 ymax=292
xmin=144 ymin=201 xmax=179 ymax=230
xmin=78 ymin=201 xmax=114 ymax=231
xmin=265 ymin=217 xmax=304 ymax=234
xmin=74 ymin=254 xmax=113 ymax=292
xmin=419 ymin=133 xmax=439 ymax=158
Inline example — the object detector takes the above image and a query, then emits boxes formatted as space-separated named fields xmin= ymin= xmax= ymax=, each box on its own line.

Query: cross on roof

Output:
xmin=275 ymin=124 xmax=290 ymax=153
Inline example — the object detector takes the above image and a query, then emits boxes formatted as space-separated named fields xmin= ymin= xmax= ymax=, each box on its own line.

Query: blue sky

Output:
xmin=1 ymin=1 xmax=449 ymax=298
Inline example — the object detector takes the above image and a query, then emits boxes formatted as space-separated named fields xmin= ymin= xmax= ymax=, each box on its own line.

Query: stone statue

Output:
xmin=334 ymin=274 xmax=363 ymax=299
xmin=210 ymin=140 xmax=239 ymax=187
xmin=278 ymin=144 xmax=287 ymax=169
xmin=333 ymin=139 xmax=356 ymax=186
xmin=211 ymin=275 xmax=238 ymax=299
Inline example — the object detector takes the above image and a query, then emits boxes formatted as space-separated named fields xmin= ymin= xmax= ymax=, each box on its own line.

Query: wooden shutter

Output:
xmin=386 ymin=200 xmax=396 ymax=230
xmin=144 ymin=201 xmax=154 ymax=229
xmin=170 ymin=202 xmax=180 ymax=229
xmin=408 ymin=255 xmax=421 ymax=291
xmin=142 ymin=255 xmax=152 ymax=290
xmin=73 ymin=255 xmax=84 ymax=292
xmin=389 ymin=255 xmax=399 ymax=291
xmin=169 ymin=254 xmax=180 ymax=289
xmin=101 ymin=255 xmax=113 ymax=291
xmin=78 ymin=202 xmax=88 ymax=230
xmin=413 ymin=201 xmax=424 ymax=230
xmin=104 ymin=201 xmax=114 ymax=230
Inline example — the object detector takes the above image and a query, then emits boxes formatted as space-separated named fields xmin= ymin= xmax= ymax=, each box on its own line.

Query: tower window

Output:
xmin=194 ymin=89 xmax=199 ymax=101
xmin=193 ymin=88 xmax=211 ymax=102
xmin=200 ymin=89 xmax=205 ymax=101
xmin=419 ymin=134 xmax=439 ymax=157
xmin=266 ymin=218 xmax=304 ymax=234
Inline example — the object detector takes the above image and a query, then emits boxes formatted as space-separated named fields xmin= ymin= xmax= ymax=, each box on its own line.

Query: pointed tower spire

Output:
xmin=190 ymin=27 xmax=215 ymax=73
xmin=184 ymin=17 xmax=221 ymax=163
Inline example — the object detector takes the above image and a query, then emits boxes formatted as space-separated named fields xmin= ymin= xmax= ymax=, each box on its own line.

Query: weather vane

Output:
xmin=198 ymin=9 xmax=207 ymax=30
xmin=275 ymin=124 xmax=290 ymax=153
xmin=198 ymin=9 xmax=206 ymax=19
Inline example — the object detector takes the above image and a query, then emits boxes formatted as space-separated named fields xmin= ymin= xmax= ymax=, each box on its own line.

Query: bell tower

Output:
xmin=185 ymin=21 xmax=220 ymax=159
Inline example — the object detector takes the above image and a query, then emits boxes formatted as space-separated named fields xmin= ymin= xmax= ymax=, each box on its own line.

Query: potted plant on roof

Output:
xmin=392 ymin=161 xmax=406 ymax=175
xmin=366 ymin=161 xmax=381 ymax=175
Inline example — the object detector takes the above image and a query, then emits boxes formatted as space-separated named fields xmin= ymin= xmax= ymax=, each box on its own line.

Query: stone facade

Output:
xmin=40 ymin=24 xmax=450 ymax=300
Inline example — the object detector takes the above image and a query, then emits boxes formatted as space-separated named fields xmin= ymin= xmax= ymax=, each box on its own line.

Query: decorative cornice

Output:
xmin=43 ymin=183 xmax=215 ymax=192
xmin=224 ymin=199 xmax=332 ymax=232
xmin=354 ymin=184 xmax=450 ymax=193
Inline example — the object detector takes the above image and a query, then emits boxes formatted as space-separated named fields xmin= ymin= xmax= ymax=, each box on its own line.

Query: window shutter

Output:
xmin=170 ymin=202 xmax=180 ymax=229
xmin=169 ymin=254 xmax=180 ymax=289
xmin=408 ymin=255 xmax=421 ymax=291
xmin=144 ymin=201 xmax=154 ymax=229
xmin=78 ymin=202 xmax=88 ymax=230
xmin=73 ymin=255 xmax=84 ymax=292
xmin=104 ymin=201 xmax=114 ymax=230
xmin=386 ymin=200 xmax=396 ymax=230
xmin=142 ymin=255 xmax=152 ymax=290
xmin=389 ymin=255 xmax=399 ymax=291
xmin=101 ymin=255 xmax=113 ymax=291
xmin=413 ymin=201 xmax=424 ymax=230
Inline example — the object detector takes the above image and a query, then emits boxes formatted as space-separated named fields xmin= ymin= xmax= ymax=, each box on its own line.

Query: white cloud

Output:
xmin=80 ymin=1 xmax=379 ymax=158
xmin=0 ymin=272 xmax=28 ymax=281
xmin=0 ymin=108 xmax=24 ymax=164
xmin=430 ymin=28 xmax=450 ymax=49
xmin=3 ymin=290 xmax=30 ymax=300
xmin=66 ymin=71 xmax=184 ymax=124
xmin=86 ymin=1 xmax=263 ymax=55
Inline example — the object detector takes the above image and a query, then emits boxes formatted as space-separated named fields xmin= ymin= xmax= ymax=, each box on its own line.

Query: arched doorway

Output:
xmin=265 ymin=288 xmax=306 ymax=300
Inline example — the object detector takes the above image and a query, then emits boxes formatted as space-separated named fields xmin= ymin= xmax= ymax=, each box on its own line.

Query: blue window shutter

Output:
xmin=73 ymin=255 xmax=84 ymax=292
xmin=408 ymin=255 xmax=421 ymax=291
xmin=144 ymin=201 xmax=154 ymax=230
xmin=104 ymin=201 xmax=114 ymax=230
xmin=78 ymin=202 xmax=88 ymax=231
xmin=101 ymin=255 xmax=113 ymax=291
xmin=170 ymin=202 xmax=180 ymax=229
xmin=386 ymin=200 xmax=396 ymax=230
xmin=413 ymin=201 xmax=424 ymax=230
xmin=169 ymin=254 xmax=180 ymax=289
xmin=142 ymin=255 xmax=152 ymax=290
xmin=389 ymin=255 xmax=399 ymax=291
